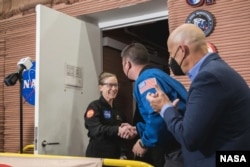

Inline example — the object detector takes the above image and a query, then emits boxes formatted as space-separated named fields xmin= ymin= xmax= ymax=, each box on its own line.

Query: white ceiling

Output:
xmin=80 ymin=0 xmax=168 ymax=30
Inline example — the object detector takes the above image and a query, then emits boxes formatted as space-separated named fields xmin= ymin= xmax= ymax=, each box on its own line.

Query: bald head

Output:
xmin=167 ymin=24 xmax=209 ymax=74
xmin=168 ymin=23 xmax=207 ymax=53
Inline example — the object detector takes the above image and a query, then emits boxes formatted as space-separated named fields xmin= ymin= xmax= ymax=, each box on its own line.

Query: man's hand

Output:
xmin=146 ymin=84 xmax=172 ymax=112
xmin=118 ymin=123 xmax=137 ymax=139
xmin=132 ymin=139 xmax=148 ymax=157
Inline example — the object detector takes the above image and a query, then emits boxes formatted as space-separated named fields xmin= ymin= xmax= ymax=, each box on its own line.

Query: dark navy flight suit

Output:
xmin=84 ymin=95 xmax=128 ymax=158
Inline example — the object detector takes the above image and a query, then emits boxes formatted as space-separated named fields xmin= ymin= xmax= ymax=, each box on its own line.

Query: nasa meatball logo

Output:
xmin=186 ymin=10 xmax=215 ymax=37
xmin=186 ymin=0 xmax=215 ymax=7
xmin=186 ymin=0 xmax=204 ymax=7
xmin=22 ymin=61 xmax=36 ymax=106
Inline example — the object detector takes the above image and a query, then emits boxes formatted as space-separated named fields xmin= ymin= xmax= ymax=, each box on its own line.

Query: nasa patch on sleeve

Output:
xmin=216 ymin=151 xmax=250 ymax=167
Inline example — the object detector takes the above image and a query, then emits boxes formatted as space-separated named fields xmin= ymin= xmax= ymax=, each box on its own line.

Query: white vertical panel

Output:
xmin=35 ymin=4 xmax=101 ymax=156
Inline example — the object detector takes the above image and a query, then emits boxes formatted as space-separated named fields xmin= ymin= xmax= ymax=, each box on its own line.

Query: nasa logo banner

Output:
xmin=186 ymin=9 xmax=215 ymax=37
xmin=216 ymin=151 xmax=250 ymax=167
xmin=22 ymin=61 xmax=36 ymax=106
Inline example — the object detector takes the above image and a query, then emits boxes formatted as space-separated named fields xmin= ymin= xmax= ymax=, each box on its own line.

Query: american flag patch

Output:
xmin=139 ymin=78 xmax=157 ymax=94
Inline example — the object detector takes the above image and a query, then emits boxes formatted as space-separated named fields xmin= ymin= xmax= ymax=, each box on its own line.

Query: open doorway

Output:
xmin=104 ymin=19 xmax=170 ymax=72
xmin=101 ymin=19 xmax=170 ymax=159
xmin=102 ymin=19 xmax=170 ymax=124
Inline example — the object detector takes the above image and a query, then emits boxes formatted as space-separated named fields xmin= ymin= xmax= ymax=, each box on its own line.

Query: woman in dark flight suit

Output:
xmin=84 ymin=72 xmax=129 ymax=159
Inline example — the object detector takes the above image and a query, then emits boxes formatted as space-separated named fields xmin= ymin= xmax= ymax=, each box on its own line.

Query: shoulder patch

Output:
xmin=138 ymin=78 xmax=157 ymax=94
xmin=86 ymin=109 xmax=94 ymax=118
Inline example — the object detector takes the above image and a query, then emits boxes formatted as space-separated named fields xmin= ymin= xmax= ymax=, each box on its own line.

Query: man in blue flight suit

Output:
xmin=120 ymin=43 xmax=187 ymax=167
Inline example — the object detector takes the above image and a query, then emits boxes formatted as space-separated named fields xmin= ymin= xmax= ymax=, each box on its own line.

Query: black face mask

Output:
xmin=169 ymin=57 xmax=185 ymax=76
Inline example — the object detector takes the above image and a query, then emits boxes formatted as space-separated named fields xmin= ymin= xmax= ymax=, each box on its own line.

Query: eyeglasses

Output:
xmin=102 ymin=83 xmax=119 ymax=88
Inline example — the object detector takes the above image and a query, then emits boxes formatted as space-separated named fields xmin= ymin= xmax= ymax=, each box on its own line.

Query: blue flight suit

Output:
xmin=134 ymin=66 xmax=187 ymax=150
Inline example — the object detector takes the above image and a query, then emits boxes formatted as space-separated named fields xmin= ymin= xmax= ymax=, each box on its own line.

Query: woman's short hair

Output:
xmin=98 ymin=72 xmax=117 ymax=85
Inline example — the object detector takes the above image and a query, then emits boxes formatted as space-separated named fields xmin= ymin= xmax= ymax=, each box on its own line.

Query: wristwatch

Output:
xmin=139 ymin=139 xmax=147 ymax=149
xmin=120 ymin=155 xmax=127 ymax=160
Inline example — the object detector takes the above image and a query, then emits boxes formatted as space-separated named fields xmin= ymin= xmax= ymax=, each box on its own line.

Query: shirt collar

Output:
xmin=100 ymin=95 xmax=112 ymax=108
xmin=188 ymin=53 xmax=211 ymax=82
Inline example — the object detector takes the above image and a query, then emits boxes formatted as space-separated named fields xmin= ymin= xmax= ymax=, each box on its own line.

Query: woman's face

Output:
xmin=99 ymin=76 xmax=119 ymax=101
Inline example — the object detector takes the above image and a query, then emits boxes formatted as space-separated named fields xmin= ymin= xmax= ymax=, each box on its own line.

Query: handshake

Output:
xmin=118 ymin=123 xmax=137 ymax=139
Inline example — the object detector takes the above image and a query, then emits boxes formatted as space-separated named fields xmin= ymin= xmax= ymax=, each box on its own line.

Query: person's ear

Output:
xmin=180 ymin=45 xmax=189 ymax=57
xmin=127 ymin=61 xmax=131 ymax=69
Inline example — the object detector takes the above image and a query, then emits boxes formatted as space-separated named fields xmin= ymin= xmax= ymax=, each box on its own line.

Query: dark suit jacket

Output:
xmin=163 ymin=53 xmax=250 ymax=167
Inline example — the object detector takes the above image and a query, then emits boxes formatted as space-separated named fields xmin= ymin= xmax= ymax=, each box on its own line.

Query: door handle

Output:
xmin=41 ymin=140 xmax=60 ymax=147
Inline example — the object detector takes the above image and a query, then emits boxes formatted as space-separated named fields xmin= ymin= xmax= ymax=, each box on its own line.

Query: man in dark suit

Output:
xmin=146 ymin=23 xmax=250 ymax=167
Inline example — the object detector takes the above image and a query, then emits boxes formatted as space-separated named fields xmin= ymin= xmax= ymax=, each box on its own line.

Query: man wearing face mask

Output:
xmin=120 ymin=43 xmax=188 ymax=167
xmin=146 ymin=24 xmax=250 ymax=167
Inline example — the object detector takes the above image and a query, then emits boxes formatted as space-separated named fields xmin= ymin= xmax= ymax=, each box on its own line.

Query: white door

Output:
xmin=35 ymin=4 xmax=102 ymax=156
